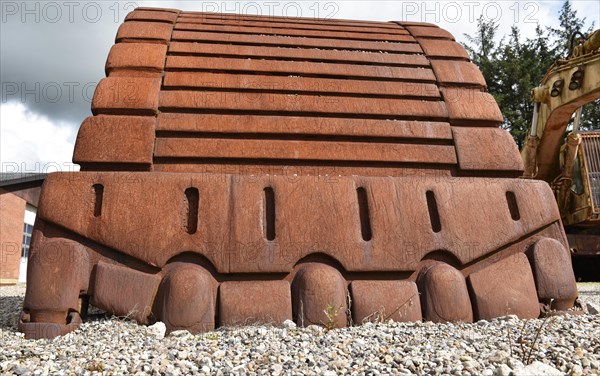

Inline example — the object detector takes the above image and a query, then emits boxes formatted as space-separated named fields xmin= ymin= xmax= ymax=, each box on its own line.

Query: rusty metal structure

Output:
xmin=20 ymin=8 xmax=578 ymax=339
xmin=522 ymin=29 xmax=600 ymax=276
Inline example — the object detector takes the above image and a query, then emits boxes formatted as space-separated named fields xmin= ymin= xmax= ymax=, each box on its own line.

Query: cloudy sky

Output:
xmin=1 ymin=0 xmax=598 ymax=173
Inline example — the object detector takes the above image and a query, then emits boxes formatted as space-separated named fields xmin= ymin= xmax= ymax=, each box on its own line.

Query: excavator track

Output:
xmin=20 ymin=8 xmax=578 ymax=339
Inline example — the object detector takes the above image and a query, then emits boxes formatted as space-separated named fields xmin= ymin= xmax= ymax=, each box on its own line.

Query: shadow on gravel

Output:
xmin=0 ymin=295 xmax=24 ymax=331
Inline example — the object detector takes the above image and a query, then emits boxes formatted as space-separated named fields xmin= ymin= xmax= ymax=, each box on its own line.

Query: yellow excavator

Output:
xmin=522 ymin=29 xmax=600 ymax=279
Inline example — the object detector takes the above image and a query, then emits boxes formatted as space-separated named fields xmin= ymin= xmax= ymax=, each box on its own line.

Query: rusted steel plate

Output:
xmin=174 ymin=22 xmax=414 ymax=42
xmin=165 ymin=56 xmax=434 ymax=81
xmin=167 ymin=42 xmax=427 ymax=66
xmin=135 ymin=7 xmax=179 ymax=13
xmin=150 ymin=164 xmax=456 ymax=177
xmin=156 ymin=114 xmax=453 ymax=140
xmin=159 ymin=91 xmax=447 ymax=118
xmin=162 ymin=72 xmax=440 ymax=98
xmin=36 ymin=173 xmax=560 ymax=272
xmin=125 ymin=10 xmax=179 ymax=23
xmin=219 ymin=281 xmax=292 ymax=326
xmin=155 ymin=264 xmax=217 ymax=334
xmin=529 ymin=238 xmax=578 ymax=310
xmin=171 ymin=31 xmax=420 ymax=53
xmin=418 ymin=39 xmax=470 ymax=59
xmin=92 ymin=77 xmax=161 ymax=116
xmin=73 ymin=115 xmax=155 ymax=166
xmin=417 ymin=263 xmax=473 ymax=322
xmin=468 ymin=253 xmax=540 ymax=320
xmin=405 ymin=25 xmax=454 ymax=40
xmin=153 ymin=138 xmax=458 ymax=164
xmin=395 ymin=21 xmax=438 ymax=27
xmin=90 ymin=261 xmax=161 ymax=324
xmin=182 ymin=11 xmax=403 ymax=29
xmin=116 ymin=21 xmax=173 ymax=43
xmin=105 ymin=43 xmax=167 ymax=75
xmin=452 ymin=127 xmax=524 ymax=172
xmin=442 ymin=88 xmax=504 ymax=125
xmin=176 ymin=17 xmax=410 ymax=35
xmin=430 ymin=60 xmax=486 ymax=87
xmin=350 ymin=280 xmax=422 ymax=323
xmin=291 ymin=264 xmax=347 ymax=328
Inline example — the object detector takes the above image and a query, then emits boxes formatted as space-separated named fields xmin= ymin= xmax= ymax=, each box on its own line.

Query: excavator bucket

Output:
xmin=20 ymin=8 xmax=578 ymax=339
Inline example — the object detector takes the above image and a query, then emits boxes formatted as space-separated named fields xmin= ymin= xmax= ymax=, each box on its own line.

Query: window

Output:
xmin=22 ymin=223 xmax=33 ymax=258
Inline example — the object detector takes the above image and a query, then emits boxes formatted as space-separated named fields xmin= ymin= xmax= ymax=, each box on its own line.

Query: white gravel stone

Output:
xmin=147 ymin=321 xmax=166 ymax=339
xmin=513 ymin=360 xmax=563 ymax=375
xmin=170 ymin=330 xmax=191 ymax=338
xmin=494 ymin=364 xmax=513 ymax=376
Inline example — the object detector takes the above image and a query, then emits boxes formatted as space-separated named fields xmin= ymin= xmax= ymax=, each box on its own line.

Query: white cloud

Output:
xmin=0 ymin=101 xmax=79 ymax=173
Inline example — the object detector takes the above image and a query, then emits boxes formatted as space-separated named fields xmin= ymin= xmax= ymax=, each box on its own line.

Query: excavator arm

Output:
xmin=522 ymin=29 xmax=600 ymax=183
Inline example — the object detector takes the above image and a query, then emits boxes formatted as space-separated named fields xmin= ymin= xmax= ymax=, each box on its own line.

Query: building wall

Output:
xmin=19 ymin=204 xmax=37 ymax=283
xmin=0 ymin=190 xmax=27 ymax=285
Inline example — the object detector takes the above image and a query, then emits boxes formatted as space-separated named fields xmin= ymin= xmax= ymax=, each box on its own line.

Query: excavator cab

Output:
xmin=563 ymin=131 xmax=600 ymax=226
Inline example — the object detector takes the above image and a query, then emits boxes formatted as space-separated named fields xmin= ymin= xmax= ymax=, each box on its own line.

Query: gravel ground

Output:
xmin=1 ymin=284 xmax=599 ymax=375
xmin=578 ymin=283 xmax=600 ymax=310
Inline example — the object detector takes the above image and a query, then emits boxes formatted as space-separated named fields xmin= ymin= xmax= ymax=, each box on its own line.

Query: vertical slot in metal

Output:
xmin=264 ymin=187 xmax=276 ymax=241
xmin=426 ymin=190 xmax=441 ymax=233
xmin=357 ymin=187 xmax=373 ymax=241
xmin=185 ymin=187 xmax=199 ymax=234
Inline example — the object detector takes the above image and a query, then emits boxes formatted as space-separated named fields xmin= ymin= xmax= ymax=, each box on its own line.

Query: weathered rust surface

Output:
xmin=219 ymin=281 xmax=292 ymax=326
xmin=468 ymin=253 xmax=541 ymax=320
xmin=90 ymin=261 xmax=161 ymax=324
xmin=73 ymin=115 xmax=155 ymax=167
xmin=529 ymin=238 xmax=578 ymax=310
xmin=291 ymin=264 xmax=347 ymax=328
xmin=417 ymin=263 xmax=473 ymax=323
xmin=351 ymin=281 xmax=422 ymax=323
xmin=21 ymin=8 xmax=578 ymax=339
xmin=154 ymin=263 xmax=217 ymax=333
